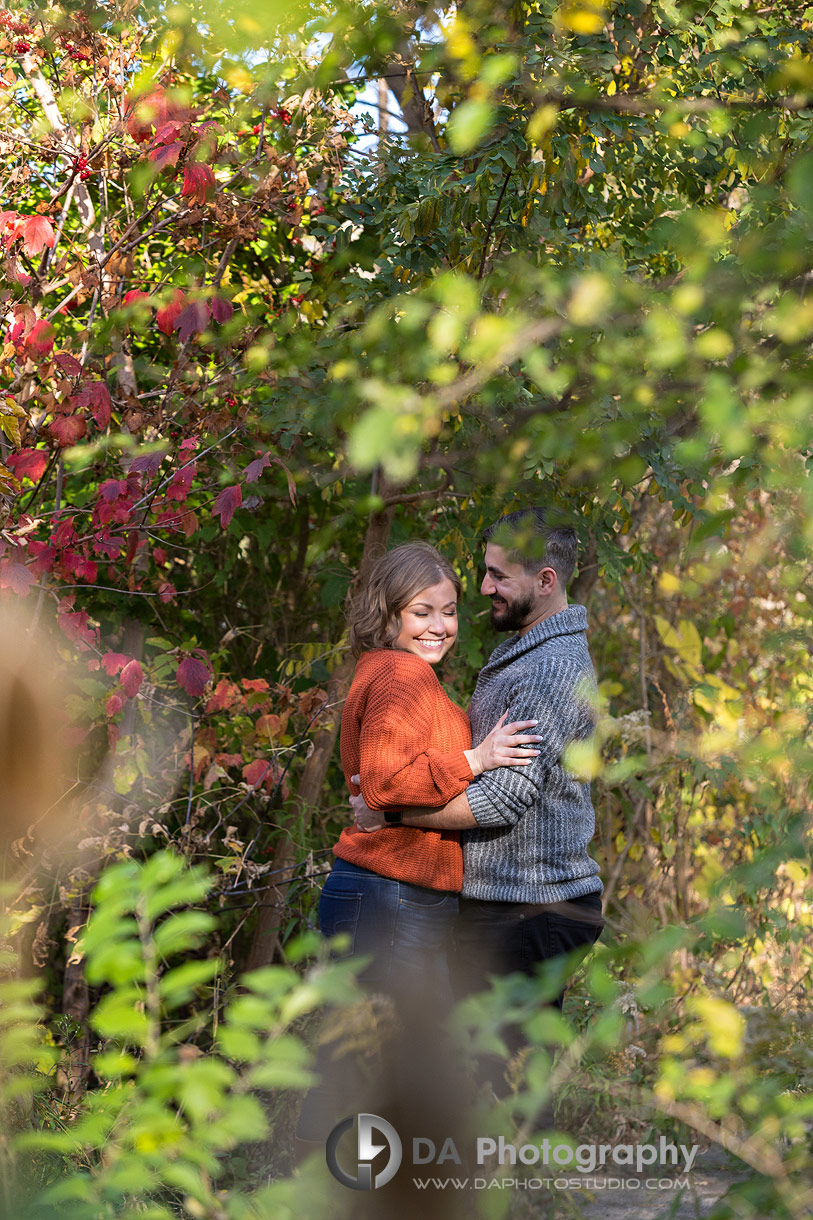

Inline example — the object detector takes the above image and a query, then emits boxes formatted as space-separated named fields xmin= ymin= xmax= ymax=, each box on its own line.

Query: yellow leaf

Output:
xmin=557 ymin=3 xmax=607 ymax=34
xmin=688 ymin=995 xmax=745 ymax=1058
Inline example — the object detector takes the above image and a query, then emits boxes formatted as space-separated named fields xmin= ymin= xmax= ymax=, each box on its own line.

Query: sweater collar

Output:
xmin=482 ymin=604 xmax=589 ymax=669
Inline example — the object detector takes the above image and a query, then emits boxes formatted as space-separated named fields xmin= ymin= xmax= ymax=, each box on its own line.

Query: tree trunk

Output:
xmin=242 ymin=493 xmax=396 ymax=970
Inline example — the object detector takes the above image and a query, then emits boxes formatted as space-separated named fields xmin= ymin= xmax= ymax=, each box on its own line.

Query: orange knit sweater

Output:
xmin=334 ymin=649 xmax=473 ymax=892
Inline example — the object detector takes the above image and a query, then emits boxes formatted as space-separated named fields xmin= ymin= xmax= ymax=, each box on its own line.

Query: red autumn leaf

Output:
xmin=149 ymin=139 xmax=184 ymax=171
xmin=76 ymin=557 xmax=97 ymax=583
xmin=175 ymin=299 xmax=209 ymax=342
xmin=154 ymin=119 xmax=186 ymax=144
xmin=0 ymin=561 xmax=36 ymax=597
xmin=105 ymin=693 xmax=124 ymax=718
xmin=244 ymin=451 xmax=271 ymax=483
xmin=52 ymin=518 xmax=77 ymax=548
xmin=130 ymin=449 xmax=166 ymax=476
xmin=19 ymin=215 xmax=55 ymax=256
xmin=53 ymin=352 xmax=83 ymax=377
xmin=177 ymin=656 xmax=212 ymax=697
xmin=50 ymin=415 xmax=87 ymax=447
xmin=57 ymin=608 xmax=98 ymax=651
xmin=26 ymin=541 xmax=55 ymax=574
xmin=157 ymin=581 xmax=176 ymax=603
xmin=101 ymin=652 xmax=128 ymax=675
xmin=242 ymin=678 xmax=270 ymax=692
xmin=25 ymin=319 xmax=55 ymax=356
xmin=155 ymin=290 xmax=186 ymax=335
xmin=123 ymin=289 xmax=150 ymax=306
xmin=7 ymin=448 xmax=47 ymax=482
xmin=75 ymin=380 xmax=112 ymax=428
xmin=181 ymin=162 xmax=216 ymax=205
xmin=125 ymin=88 xmax=187 ymax=143
xmin=88 ymin=382 xmax=111 ymax=428
xmin=121 ymin=658 xmax=144 ymax=699
xmin=242 ymin=759 xmax=271 ymax=789
xmin=210 ymin=296 xmax=234 ymax=324
xmin=98 ymin=479 xmax=128 ymax=502
xmin=212 ymin=484 xmax=242 ymax=527
xmin=0 ymin=209 xmax=18 ymax=247
xmin=124 ymin=530 xmax=143 ymax=566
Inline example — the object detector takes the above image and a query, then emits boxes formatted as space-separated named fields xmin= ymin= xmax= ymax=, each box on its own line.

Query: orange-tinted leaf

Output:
xmin=156 ymin=290 xmax=186 ymax=335
xmin=206 ymin=678 xmax=240 ymax=713
xmin=19 ymin=215 xmax=55 ymax=256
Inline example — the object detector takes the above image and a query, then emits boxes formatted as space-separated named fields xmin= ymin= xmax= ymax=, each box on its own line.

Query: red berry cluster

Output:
xmin=74 ymin=154 xmax=92 ymax=181
xmin=224 ymin=394 xmax=237 ymax=409
xmin=271 ymin=107 xmax=292 ymax=126
xmin=0 ymin=10 xmax=30 ymax=35
xmin=55 ymin=23 xmax=91 ymax=61
xmin=15 ymin=39 xmax=30 ymax=53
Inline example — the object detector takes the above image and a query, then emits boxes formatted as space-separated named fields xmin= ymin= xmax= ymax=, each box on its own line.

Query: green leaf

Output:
xmin=447 ymin=99 xmax=495 ymax=154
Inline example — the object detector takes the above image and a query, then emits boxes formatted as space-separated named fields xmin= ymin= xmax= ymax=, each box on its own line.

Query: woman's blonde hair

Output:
xmin=348 ymin=542 xmax=462 ymax=657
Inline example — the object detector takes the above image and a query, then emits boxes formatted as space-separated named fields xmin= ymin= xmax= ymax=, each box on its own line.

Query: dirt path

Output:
xmin=556 ymin=1147 xmax=751 ymax=1219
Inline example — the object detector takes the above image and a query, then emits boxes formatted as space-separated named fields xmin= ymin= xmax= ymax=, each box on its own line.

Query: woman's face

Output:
xmin=393 ymin=577 xmax=459 ymax=665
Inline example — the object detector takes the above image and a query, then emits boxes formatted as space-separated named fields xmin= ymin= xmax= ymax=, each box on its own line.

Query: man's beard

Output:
xmin=489 ymin=592 xmax=534 ymax=632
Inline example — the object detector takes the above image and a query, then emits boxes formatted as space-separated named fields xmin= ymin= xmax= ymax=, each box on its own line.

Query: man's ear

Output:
xmin=537 ymin=566 xmax=558 ymax=595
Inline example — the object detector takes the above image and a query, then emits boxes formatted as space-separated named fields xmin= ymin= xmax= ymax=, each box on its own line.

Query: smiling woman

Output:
xmin=395 ymin=577 xmax=459 ymax=661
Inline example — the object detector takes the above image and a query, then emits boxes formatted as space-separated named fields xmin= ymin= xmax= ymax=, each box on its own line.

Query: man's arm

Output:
xmin=350 ymin=782 xmax=477 ymax=830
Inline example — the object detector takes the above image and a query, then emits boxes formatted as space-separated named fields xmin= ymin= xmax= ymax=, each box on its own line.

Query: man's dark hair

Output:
xmin=482 ymin=507 xmax=578 ymax=588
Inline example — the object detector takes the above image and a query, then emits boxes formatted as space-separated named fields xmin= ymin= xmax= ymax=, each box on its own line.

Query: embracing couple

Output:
xmin=297 ymin=507 xmax=604 ymax=1145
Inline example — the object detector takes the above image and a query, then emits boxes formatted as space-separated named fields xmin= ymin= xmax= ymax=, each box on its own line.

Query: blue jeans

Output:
xmin=296 ymin=859 xmax=459 ymax=1142
xmin=318 ymin=858 xmax=458 ymax=1004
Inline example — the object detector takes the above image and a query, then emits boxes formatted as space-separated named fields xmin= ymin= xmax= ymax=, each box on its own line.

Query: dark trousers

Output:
xmin=296 ymin=860 xmax=459 ymax=1143
xmin=452 ymin=890 xmax=604 ymax=1096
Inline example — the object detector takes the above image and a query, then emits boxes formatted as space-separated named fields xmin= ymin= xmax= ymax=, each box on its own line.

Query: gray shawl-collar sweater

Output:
xmin=462 ymin=604 xmax=603 ymax=903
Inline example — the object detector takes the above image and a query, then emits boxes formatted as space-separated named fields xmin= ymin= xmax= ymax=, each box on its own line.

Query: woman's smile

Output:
xmin=394 ymin=577 xmax=459 ymax=664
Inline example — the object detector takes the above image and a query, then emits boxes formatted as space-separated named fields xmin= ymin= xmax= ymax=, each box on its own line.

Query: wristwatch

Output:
xmin=383 ymin=810 xmax=403 ymax=824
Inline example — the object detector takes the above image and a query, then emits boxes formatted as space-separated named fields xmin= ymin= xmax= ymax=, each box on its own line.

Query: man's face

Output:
xmin=480 ymin=543 xmax=539 ymax=632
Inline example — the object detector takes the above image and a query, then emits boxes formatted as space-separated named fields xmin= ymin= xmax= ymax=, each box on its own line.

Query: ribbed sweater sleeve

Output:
xmin=358 ymin=654 xmax=473 ymax=811
xmin=466 ymin=658 xmax=595 ymax=829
